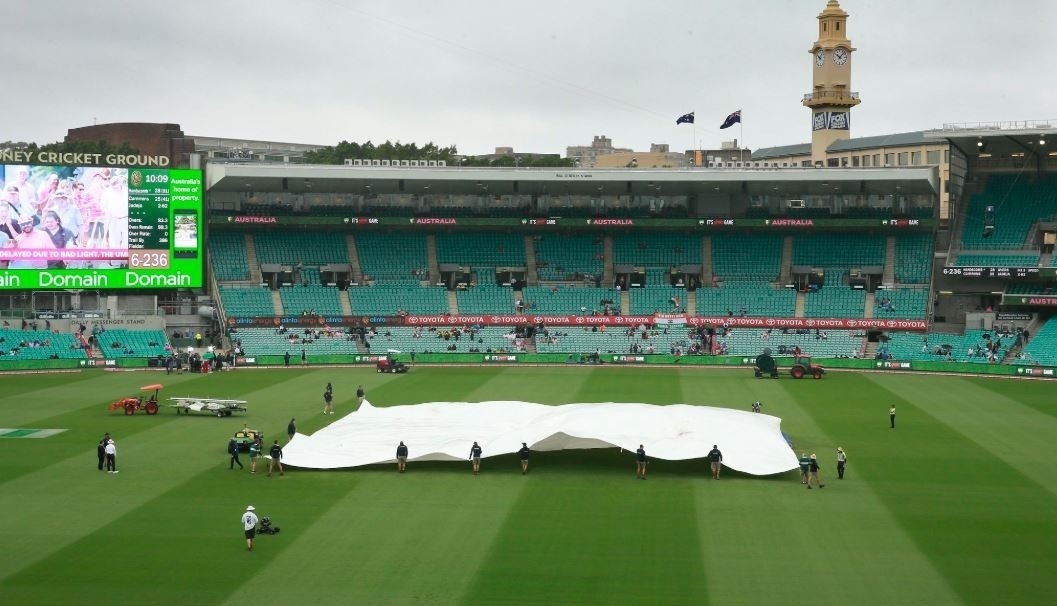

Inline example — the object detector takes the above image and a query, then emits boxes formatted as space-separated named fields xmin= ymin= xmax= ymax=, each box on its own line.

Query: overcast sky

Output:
xmin=3 ymin=0 xmax=1055 ymax=155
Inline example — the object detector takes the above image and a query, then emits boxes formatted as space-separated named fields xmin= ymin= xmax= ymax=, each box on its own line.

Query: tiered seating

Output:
xmin=884 ymin=330 xmax=1008 ymax=363
xmin=803 ymin=281 xmax=866 ymax=318
xmin=719 ymin=329 xmax=861 ymax=358
xmin=954 ymin=253 xmax=1040 ymax=267
xmin=366 ymin=327 xmax=517 ymax=354
xmin=522 ymin=286 xmax=610 ymax=314
xmin=696 ymin=284 xmax=796 ymax=317
xmin=793 ymin=234 xmax=885 ymax=267
xmin=435 ymin=232 xmax=525 ymax=266
xmin=894 ymin=234 xmax=934 ymax=284
xmin=711 ymin=234 xmax=783 ymax=281
xmin=0 ymin=329 xmax=86 ymax=359
xmin=232 ymin=327 xmax=360 ymax=356
xmin=960 ymin=175 xmax=1057 ymax=249
xmin=457 ymin=276 xmax=514 ymax=314
xmin=280 ymin=285 xmax=344 ymax=316
xmin=99 ymin=329 xmax=170 ymax=358
xmin=630 ymin=285 xmax=686 ymax=314
xmin=209 ymin=231 xmax=250 ymax=280
xmin=218 ymin=285 xmax=275 ymax=316
xmin=348 ymin=281 xmax=448 ymax=315
xmin=874 ymin=288 xmax=929 ymax=319
xmin=1019 ymin=318 xmax=1057 ymax=366
xmin=254 ymin=233 xmax=349 ymax=265
xmin=534 ymin=234 xmax=603 ymax=281
xmin=356 ymin=232 xmax=430 ymax=280
xmin=1006 ymin=283 xmax=1056 ymax=295
xmin=613 ymin=233 xmax=701 ymax=267
xmin=535 ymin=326 xmax=698 ymax=354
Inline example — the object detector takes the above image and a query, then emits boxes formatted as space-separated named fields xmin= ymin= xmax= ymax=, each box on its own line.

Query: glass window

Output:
xmin=862 ymin=155 xmax=871 ymax=167
xmin=944 ymin=149 xmax=950 ymax=163
xmin=885 ymin=153 xmax=895 ymax=166
xmin=926 ymin=150 xmax=940 ymax=164
xmin=897 ymin=152 xmax=908 ymax=166
xmin=911 ymin=151 xmax=921 ymax=165
xmin=874 ymin=154 xmax=881 ymax=166
xmin=852 ymin=155 xmax=860 ymax=167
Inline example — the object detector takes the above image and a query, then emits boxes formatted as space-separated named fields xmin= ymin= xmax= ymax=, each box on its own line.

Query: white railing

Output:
xmin=937 ymin=120 xmax=1056 ymax=131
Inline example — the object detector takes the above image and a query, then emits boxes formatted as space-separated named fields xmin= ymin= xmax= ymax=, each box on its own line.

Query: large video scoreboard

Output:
xmin=0 ymin=164 xmax=202 ymax=289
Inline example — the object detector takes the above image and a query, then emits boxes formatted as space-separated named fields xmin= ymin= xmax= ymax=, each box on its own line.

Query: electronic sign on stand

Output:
xmin=0 ymin=164 xmax=202 ymax=289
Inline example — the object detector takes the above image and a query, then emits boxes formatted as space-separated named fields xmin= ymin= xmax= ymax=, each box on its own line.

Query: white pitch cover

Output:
xmin=283 ymin=400 xmax=798 ymax=476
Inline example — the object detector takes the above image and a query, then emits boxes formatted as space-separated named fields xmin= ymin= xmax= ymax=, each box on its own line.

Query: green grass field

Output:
xmin=1 ymin=366 xmax=1056 ymax=605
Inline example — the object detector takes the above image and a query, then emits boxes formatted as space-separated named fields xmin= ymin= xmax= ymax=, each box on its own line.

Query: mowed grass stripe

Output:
xmin=0 ymin=370 xmax=317 ymax=584
xmin=685 ymin=372 xmax=960 ymax=605
xmin=867 ymin=373 xmax=1057 ymax=498
xmin=574 ymin=366 xmax=684 ymax=403
xmin=968 ymin=375 xmax=1057 ymax=422
xmin=798 ymin=373 xmax=1057 ymax=605
xmin=461 ymin=467 xmax=709 ymax=605
xmin=0 ymin=462 xmax=358 ymax=605
xmin=225 ymin=469 xmax=529 ymax=606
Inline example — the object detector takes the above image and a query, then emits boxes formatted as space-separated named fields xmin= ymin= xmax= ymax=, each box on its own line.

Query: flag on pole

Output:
xmin=676 ymin=112 xmax=695 ymax=125
xmin=719 ymin=110 xmax=742 ymax=129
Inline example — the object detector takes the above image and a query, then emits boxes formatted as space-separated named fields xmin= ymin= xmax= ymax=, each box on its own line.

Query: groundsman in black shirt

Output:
xmin=518 ymin=442 xmax=531 ymax=475
xmin=396 ymin=441 xmax=408 ymax=473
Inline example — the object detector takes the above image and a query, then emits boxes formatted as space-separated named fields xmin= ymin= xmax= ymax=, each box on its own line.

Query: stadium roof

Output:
xmin=827 ymin=131 xmax=928 ymax=152
xmin=206 ymin=163 xmax=939 ymax=196
xmin=925 ymin=120 xmax=1057 ymax=159
xmin=752 ymin=143 xmax=811 ymax=160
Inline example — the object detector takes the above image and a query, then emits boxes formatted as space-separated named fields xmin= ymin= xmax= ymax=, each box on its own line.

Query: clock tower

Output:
xmin=804 ymin=0 xmax=860 ymax=164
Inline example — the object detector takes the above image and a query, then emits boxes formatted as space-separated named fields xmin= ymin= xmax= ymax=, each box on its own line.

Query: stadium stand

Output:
xmin=1018 ymin=318 xmax=1057 ymax=366
xmin=435 ymin=232 xmax=525 ymax=266
xmin=711 ymin=234 xmax=784 ymax=282
xmin=533 ymin=234 xmax=604 ymax=282
xmin=457 ymin=275 xmax=515 ymax=314
xmin=366 ymin=326 xmax=520 ymax=354
xmin=254 ymin=233 xmax=350 ymax=266
xmin=348 ymin=281 xmax=448 ymax=315
xmin=874 ymin=288 xmax=929 ymax=319
xmin=522 ymin=286 xmax=611 ymax=315
xmin=218 ymin=285 xmax=275 ymax=316
xmin=803 ymin=279 xmax=866 ymax=318
xmin=356 ymin=232 xmax=430 ymax=280
xmin=883 ymin=330 xmax=1010 ymax=363
xmin=894 ymin=234 xmax=934 ymax=284
xmin=613 ymin=233 xmax=702 ymax=267
xmin=232 ymin=327 xmax=360 ymax=357
xmin=953 ymin=253 xmax=1040 ymax=267
xmin=696 ymin=284 xmax=796 ymax=317
xmin=959 ymin=175 xmax=1057 ymax=250
xmin=793 ymin=234 xmax=886 ymax=267
xmin=209 ymin=231 xmax=250 ymax=281
xmin=0 ymin=329 xmax=86 ymax=360
xmin=280 ymin=285 xmax=344 ymax=316
xmin=99 ymin=329 xmax=170 ymax=358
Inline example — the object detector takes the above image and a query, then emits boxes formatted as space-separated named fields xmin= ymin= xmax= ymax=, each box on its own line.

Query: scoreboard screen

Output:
xmin=942 ymin=266 xmax=1054 ymax=278
xmin=0 ymin=164 xmax=202 ymax=289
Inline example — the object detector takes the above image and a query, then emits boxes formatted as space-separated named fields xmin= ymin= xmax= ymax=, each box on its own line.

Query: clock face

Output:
xmin=833 ymin=47 xmax=849 ymax=66
xmin=815 ymin=49 xmax=826 ymax=67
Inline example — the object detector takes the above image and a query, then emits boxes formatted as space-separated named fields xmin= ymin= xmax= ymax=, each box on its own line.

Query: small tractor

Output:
xmin=789 ymin=356 xmax=826 ymax=380
xmin=107 ymin=384 xmax=163 ymax=415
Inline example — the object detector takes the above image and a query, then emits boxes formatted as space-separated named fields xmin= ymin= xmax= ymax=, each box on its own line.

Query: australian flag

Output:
xmin=676 ymin=112 xmax=695 ymax=125
xmin=719 ymin=110 xmax=741 ymax=129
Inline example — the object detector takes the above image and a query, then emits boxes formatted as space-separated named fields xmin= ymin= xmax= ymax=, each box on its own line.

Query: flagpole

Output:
xmin=740 ymin=109 xmax=745 ymax=164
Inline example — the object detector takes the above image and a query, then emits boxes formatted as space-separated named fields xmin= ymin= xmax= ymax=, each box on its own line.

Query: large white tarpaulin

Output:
xmin=283 ymin=400 xmax=798 ymax=476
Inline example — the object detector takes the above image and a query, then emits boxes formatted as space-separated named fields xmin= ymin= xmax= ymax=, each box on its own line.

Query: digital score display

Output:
xmin=0 ymin=164 xmax=202 ymax=289
xmin=942 ymin=266 xmax=1054 ymax=278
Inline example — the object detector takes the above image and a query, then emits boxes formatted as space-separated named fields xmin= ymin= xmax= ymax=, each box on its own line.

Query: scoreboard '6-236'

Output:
xmin=0 ymin=164 xmax=202 ymax=289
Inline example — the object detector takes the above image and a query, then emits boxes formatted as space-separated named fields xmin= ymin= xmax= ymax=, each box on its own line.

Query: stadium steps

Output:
xmin=864 ymin=291 xmax=875 ymax=318
xmin=271 ymin=290 xmax=284 ymax=315
xmin=794 ymin=291 xmax=805 ymax=317
xmin=685 ymin=290 xmax=697 ymax=315
xmin=447 ymin=290 xmax=459 ymax=314
xmin=426 ymin=233 xmax=440 ymax=281
xmin=620 ymin=289 xmax=630 ymax=315
xmin=883 ymin=236 xmax=896 ymax=285
xmin=779 ymin=236 xmax=793 ymax=283
xmin=602 ymin=236 xmax=614 ymax=285
xmin=245 ymin=234 xmax=262 ymax=283
xmin=865 ymin=340 xmax=878 ymax=358
xmin=701 ymin=236 xmax=713 ymax=284
xmin=1041 ymin=251 xmax=1053 ymax=267
xmin=524 ymin=235 xmax=538 ymax=285
xmin=345 ymin=234 xmax=363 ymax=283
xmin=339 ymin=290 xmax=353 ymax=315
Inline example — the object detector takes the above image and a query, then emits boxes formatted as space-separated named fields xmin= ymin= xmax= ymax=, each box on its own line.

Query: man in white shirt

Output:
xmin=242 ymin=505 xmax=259 ymax=551
xmin=104 ymin=439 xmax=118 ymax=473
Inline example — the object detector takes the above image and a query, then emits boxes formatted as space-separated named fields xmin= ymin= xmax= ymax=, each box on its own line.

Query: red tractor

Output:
xmin=107 ymin=384 xmax=163 ymax=415
xmin=789 ymin=356 xmax=826 ymax=380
